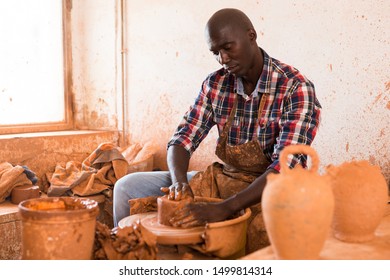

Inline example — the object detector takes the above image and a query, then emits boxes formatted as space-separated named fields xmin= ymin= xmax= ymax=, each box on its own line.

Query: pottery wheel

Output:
xmin=118 ymin=212 xmax=205 ymax=245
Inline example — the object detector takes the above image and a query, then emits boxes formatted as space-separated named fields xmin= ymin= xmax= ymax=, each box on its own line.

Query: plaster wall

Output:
xmin=70 ymin=0 xmax=389 ymax=182
xmin=123 ymin=0 xmax=390 ymax=181
xmin=71 ymin=0 xmax=120 ymax=131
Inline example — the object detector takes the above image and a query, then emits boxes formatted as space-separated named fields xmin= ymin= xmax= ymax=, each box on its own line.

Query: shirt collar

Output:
xmin=234 ymin=48 xmax=272 ymax=99
xmin=258 ymin=48 xmax=272 ymax=94
xmin=236 ymin=77 xmax=260 ymax=100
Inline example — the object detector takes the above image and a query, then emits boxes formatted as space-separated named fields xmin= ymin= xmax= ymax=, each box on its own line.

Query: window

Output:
xmin=0 ymin=0 xmax=73 ymax=134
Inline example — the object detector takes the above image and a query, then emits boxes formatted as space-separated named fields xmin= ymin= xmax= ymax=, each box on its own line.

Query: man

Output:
xmin=113 ymin=8 xmax=321 ymax=250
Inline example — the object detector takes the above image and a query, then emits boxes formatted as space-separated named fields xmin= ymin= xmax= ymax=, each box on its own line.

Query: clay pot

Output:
xmin=11 ymin=185 xmax=40 ymax=204
xmin=262 ymin=145 xmax=334 ymax=260
xmin=18 ymin=197 xmax=99 ymax=260
xmin=326 ymin=160 xmax=388 ymax=243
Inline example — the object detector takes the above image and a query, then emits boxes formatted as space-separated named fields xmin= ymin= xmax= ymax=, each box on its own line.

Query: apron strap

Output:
xmin=252 ymin=93 xmax=267 ymax=140
xmin=219 ymin=93 xmax=267 ymax=143
xmin=218 ymin=98 xmax=238 ymax=140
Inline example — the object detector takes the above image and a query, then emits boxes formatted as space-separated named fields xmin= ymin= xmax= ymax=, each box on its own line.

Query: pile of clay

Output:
xmin=93 ymin=221 xmax=157 ymax=260
xmin=129 ymin=196 xmax=158 ymax=215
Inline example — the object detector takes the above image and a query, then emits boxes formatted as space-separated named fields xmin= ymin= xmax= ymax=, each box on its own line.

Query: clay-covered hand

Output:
xmin=160 ymin=182 xmax=194 ymax=201
xmin=169 ymin=201 xmax=229 ymax=228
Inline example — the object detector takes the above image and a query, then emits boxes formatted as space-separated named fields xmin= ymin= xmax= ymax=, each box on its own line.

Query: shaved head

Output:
xmin=204 ymin=8 xmax=262 ymax=82
xmin=206 ymin=8 xmax=255 ymax=36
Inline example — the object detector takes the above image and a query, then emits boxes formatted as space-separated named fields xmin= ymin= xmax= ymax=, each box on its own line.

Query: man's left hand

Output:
xmin=169 ymin=201 xmax=230 ymax=228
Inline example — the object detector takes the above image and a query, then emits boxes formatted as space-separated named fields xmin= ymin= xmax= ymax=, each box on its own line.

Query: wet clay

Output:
xmin=140 ymin=212 xmax=205 ymax=245
xmin=327 ymin=160 xmax=388 ymax=242
xmin=127 ymin=195 xmax=251 ymax=258
xmin=157 ymin=196 xmax=193 ymax=226
xmin=156 ymin=196 xmax=240 ymax=227
xmin=93 ymin=221 xmax=157 ymax=260
xmin=129 ymin=196 xmax=158 ymax=215
xmin=188 ymin=162 xmax=271 ymax=254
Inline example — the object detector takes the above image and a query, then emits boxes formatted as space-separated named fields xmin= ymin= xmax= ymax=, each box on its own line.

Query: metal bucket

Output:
xmin=18 ymin=197 xmax=99 ymax=260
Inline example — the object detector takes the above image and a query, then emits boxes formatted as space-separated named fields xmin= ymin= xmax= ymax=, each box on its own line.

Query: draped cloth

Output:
xmin=48 ymin=142 xmax=128 ymax=197
xmin=0 ymin=162 xmax=32 ymax=203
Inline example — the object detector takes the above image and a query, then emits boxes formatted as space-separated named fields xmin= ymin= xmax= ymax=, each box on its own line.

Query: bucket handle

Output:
xmin=280 ymin=144 xmax=319 ymax=174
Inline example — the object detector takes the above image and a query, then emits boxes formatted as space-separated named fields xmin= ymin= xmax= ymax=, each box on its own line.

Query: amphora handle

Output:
xmin=280 ymin=144 xmax=319 ymax=174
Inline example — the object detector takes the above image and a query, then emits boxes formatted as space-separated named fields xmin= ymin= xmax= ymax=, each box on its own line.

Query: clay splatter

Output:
xmin=385 ymin=81 xmax=390 ymax=91
xmin=373 ymin=92 xmax=383 ymax=105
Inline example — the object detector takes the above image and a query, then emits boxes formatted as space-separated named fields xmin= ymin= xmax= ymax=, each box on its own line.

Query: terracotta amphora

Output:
xmin=262 ymin=144 xmax=334 ymax=259
xmin=326 ymin=160 xmax=388 ymax=243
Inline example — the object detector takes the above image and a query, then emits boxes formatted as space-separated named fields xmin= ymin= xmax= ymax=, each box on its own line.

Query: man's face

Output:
xmin=205 ymin=24 xmax=256 ymax=77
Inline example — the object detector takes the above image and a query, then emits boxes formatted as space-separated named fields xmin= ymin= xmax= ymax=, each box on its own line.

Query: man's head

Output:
xmin=205 ymin=8 xmax=260 ymax=77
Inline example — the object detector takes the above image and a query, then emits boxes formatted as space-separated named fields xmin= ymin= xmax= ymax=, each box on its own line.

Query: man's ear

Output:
xmin=248 ymin=28 xmax=257 ymax=42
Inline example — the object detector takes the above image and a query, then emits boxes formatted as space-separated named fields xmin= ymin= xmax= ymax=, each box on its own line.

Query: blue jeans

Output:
xmin=113 ymin=171 xmax=198 ymax=226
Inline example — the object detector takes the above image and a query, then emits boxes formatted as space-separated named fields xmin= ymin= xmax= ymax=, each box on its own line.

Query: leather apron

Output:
xmin=189 ymin=94 xmax=271 ymax=253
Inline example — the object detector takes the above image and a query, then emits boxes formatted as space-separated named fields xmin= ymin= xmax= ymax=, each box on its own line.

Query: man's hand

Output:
xmin=160 ymin=182 xmax=194 ymax=201
xmin=169 ymin=201 xmax=230 ymax=228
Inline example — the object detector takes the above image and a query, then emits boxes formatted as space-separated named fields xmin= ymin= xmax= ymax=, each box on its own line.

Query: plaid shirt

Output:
xmin=168 ymin=49 xmax=321 ymax=171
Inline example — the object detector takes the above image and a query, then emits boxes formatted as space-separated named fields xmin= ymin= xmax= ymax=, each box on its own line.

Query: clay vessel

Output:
xmin=11 ymin=185 xmax=40 ymax=204
xmin=326 ymin=160 xmax=388 ymax=242
xmin=18 ymin=197 xmax=99 ymax=260
xmin=262 ymin=144 xmax=334 ymax=259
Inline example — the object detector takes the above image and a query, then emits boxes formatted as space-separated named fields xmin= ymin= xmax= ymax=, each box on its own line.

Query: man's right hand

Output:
xmin=160 ymin=182 xmax=194 ymax=201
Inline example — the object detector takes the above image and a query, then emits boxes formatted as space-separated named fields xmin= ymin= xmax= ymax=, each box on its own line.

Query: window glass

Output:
xmin=0 ymin=0 xmax=68 ymax=130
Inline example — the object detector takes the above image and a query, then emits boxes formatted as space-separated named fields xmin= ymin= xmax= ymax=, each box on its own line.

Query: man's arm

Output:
xmin=167 ymin=145 xmax=190 ymax=184
xmin=170 ymin=168 xmax=278 ymax=227
xmin=222 ymin=168 xmax=278 ymax=214
xmin=162 ymin=145 xmax=194 ymax=200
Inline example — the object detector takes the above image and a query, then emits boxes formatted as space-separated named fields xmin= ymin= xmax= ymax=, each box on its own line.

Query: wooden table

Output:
xmin=242 ymin=204 xmax=390 ymax=260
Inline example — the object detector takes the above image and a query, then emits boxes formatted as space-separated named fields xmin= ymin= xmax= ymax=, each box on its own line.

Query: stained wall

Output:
xmin=71 ymin=0 xmax=121 ymax=132
xmin=71 ymin=0 xmax=390 ymax=182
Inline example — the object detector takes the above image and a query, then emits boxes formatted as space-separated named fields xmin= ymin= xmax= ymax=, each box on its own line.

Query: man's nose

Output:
xmin=217 ymin=50 xmax=230 ymax=65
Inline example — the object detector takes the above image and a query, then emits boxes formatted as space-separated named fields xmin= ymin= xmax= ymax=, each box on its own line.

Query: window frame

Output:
xmin=0 ymin=0 xmax=74 ymax=135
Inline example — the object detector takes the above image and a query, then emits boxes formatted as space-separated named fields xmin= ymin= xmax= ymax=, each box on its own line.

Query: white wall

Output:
xmin=72 ymin=0 xmax=390 ymax=182
xmin=71 ymin=0 xmax=120 ymax=131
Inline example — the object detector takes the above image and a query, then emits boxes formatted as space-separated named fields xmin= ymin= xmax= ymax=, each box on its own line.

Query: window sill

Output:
xmin=0 ymin=130 xmax=118 ymax=140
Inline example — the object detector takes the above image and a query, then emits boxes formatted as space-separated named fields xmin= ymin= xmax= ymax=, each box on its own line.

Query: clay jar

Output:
xmin=326 ymin=160 xmax=388 ymax=243
xmin=11 ymin=185 xmax=40 ymax=204
xmin=262 ymin=145 xmax=334 ymax=260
